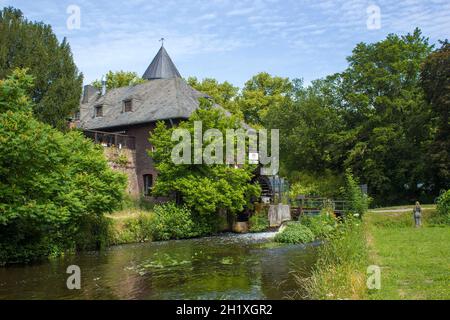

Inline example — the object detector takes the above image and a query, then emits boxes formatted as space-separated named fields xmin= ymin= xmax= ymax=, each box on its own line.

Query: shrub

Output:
xmin=249 ymin=212 xmax=269 ymax=233
xmin=111 ymin=213 xmax=154 ymax=244
xmin=288 ymin=171 xmax=345 ymax=200
xmin=0 ymin=70 xmax=126 ymax=264
xmin=275 ymin=222 xmax=315 ymax=244
xmin=437 ymin=190 xmax=450 ymax=217
xmin=342 ymin=170 xmax=370 ymax=217
xmin=151 ymin=202 xmax=197 ymax=241
xmin=430 ymin=190 xmax=450 ymax=225
xmin=301 ymin=210 xmax=336 ymax=239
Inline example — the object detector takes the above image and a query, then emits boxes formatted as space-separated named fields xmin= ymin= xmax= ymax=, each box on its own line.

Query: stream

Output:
xmin=0 ymin=232 xmax=318 ymax=300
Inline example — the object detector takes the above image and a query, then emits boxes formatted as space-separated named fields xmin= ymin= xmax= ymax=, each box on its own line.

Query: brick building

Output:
xmin=78 ymin=45 xmax=227 ymax=197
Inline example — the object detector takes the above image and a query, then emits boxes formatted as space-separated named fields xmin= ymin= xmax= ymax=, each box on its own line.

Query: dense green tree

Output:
xmin=239 ymin=72 xmax=293 ymax=125
xmin=262 ymin=29 xmax=440 ymax=204
xmin=187 ymin=77 xmax=241 ymax=117
xmin=339 ymin=29 xmax=433 ymax=203
xmin=92 ymin=70 xmax=146 ymax=90
xmin=420 ymin=40 xmax=450 ymax=192
xmin=264 ymin=78 xmax=347 ymax=176
xmin=0 ymin=7 xmax=83 ymax=130
xmin=0 ymin=69 xmax=126 ymax=263
xmin=149 ymin=99 xmax=260 ymax=220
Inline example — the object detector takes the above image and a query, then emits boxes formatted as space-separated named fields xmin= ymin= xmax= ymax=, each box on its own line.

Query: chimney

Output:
xmin=101 ymin=75 xmax=107 ymax=96
xmin=82 ymin=85 xmax=99 ymax=104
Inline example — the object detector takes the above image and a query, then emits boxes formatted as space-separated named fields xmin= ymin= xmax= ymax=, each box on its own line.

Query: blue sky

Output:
xmin=4 ymin=0 xmax=449 ymax=87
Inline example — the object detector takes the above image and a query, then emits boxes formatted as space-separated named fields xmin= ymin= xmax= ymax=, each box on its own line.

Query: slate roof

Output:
xmin=79 ymin=77 xmax=208 ymax=130
xmin=142 ymin=46 xmax=182 ymax=80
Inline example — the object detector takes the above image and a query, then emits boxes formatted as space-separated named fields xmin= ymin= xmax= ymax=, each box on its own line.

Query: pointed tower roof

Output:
xmin=142 ymin=45 xmax=181 ymax=80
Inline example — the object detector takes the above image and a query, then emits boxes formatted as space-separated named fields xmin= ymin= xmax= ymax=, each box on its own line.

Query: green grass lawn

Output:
xmin=366 ymin=211 xmax=450 ymax=300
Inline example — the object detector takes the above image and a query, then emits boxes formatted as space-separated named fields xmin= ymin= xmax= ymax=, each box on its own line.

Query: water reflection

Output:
xmin=0 ymin=233 xmax=317 ymax=300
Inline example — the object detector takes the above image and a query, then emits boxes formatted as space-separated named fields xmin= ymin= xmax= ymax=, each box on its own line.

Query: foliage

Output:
xmin=248 ymin=212 xmax=269 ymax=233
xmin=436 ymin=189 xmax=450 ymax=218
xmin=111 ymin=212 xmax=154 ymax=244
xmin=150 ymin=202 xmax=199 ymax=241
xmin=121 ymin=195 xmax=155 ymax=211
xmin=298 ymin=217 xmax=368 ymax=300
xmin=342 ymin=170 xmax=370 ymax=217
xmin=300 ymin=210 xmax=336 ymax=239
xmin=337 ymin=29 xmax=434 ymax=204
xmin=187 ymin=77 xmax=241 ymax=117
xmin=0 ymin=7 xmax=83 ymax=130
xmin=113 ymin=151 xmax=129 ymax=167
xmin=421 ymin=41 xmax=450 ymax=192
xmin=288 ymin=171 xmax=345 ymax=200
xmin=0 ymin=68 xmax=34 ymax=113
xmin=264 ymin=79 xmax=347 ymax=176
xmin=261 ymin=29 xmax=446 ymax=205
xmin=92 ymin=70 xmax=146 ymax=90
xmin=149 ymin=99 xmax=261 ymax=219
xmin=289 ymin=182 xmax=320 ymax=199
xmin=239 ymin=72 xmax=293 ymax=125
xmin=274 ymin=222 xmax=315 ymax=244
xmin=0 ymin=69 xmax=126 ymax=264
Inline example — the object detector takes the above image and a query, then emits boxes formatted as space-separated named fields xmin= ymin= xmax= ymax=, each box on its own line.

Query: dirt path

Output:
xmin=369 ymin=208 xmax=411 ymax=213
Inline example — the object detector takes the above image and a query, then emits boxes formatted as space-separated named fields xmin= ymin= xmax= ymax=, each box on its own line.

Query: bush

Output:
xmin=111 ymin=213 xmax=154 ymax=244
xmin=301 ymin=210 xmax=336 ymax=239
xmin=275 ymin=222 xmax=315 ymax=244
xmin=0 ymin=70 xmax=126 ymax=264
xmin=151 ymin=202 xmax=197 ymax=241
xmin=342 ymin=170 xmax=370 ymax=217
xmin=249 ymin=212 xmax=269 ymax=233
xmin=288 ymin=171 xmax=345 ymax=200
xmin=437 ymin=190 xmax=450 ymax=217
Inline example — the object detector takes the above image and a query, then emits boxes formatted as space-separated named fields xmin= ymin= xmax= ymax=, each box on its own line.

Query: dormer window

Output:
xmin=95 ymin=105 xmax=103 ymax=117
xmin=123 ymin=99 xmax=133 ymax=112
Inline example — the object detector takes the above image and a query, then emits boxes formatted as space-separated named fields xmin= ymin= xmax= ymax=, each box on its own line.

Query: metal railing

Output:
xmin=83 ymin=129 xmax=136 ymax=150
xmin=290 ymin=196 xmax=349 ymax=219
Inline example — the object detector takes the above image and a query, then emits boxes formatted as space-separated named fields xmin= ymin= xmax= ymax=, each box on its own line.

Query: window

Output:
xmin=124 ymin=99 xmax=132 ymax=112
xmin=95 ymin=105 xmax=103 ymax=117
xmin=143 ymin=174 xmax=153 ymax=196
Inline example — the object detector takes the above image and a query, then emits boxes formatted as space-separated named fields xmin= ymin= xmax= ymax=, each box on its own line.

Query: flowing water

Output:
xmin=0 ymin=232 xmax=318 ymax=300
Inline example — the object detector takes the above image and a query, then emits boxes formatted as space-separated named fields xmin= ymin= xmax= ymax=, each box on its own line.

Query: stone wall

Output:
xmin=103 ymin=147 xmax=140 ymax=198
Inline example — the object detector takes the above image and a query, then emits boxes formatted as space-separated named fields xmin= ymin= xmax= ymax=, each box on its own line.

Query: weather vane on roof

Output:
xmin=159 ymin=37 xmax=165 ymax=47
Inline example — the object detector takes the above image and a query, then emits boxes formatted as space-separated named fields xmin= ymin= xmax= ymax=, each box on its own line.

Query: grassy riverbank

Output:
xmin=366 ymin=209 xmax=450 ymax=300
xmin=107 ymin=209 xmax=155 ymax=245
xmin=299 ymin=206 xmax=450 ymax=300
xmin=297 ymin=217 xmax=369 ymax=300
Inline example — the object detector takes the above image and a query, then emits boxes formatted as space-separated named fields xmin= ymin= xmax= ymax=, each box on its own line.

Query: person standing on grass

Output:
xmin=413 ymin=201 xmax=422 ymax=227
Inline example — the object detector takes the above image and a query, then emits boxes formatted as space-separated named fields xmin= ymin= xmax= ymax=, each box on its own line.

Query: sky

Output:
xmin=4 ymin=0 xmax=449 ymax=87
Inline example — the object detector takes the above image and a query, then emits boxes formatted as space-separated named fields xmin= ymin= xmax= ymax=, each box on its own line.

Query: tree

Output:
xmin=262 ymin=29 xmax=437 ymax=204
xmin=264 ymin=78 xmax=347 ymax=176
xmin=239 ymin=72 xmax=293 ymax=125
xmin=149 ymin=99 xmax=260 ymax=222
xmin=336 ymin=29 xmax=434 ymax=204
xmin=92 ymin=70 xmax=146 ymax=90
xmin=187 ymin=77 xmax=241 ymax=117
xmin=421 ymin=40 xmax=450 ymax=192
xmin=0 ymin=69 xmax=126 ymax=263
xmin=0 ymin=7 xmax=83 ymax=130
